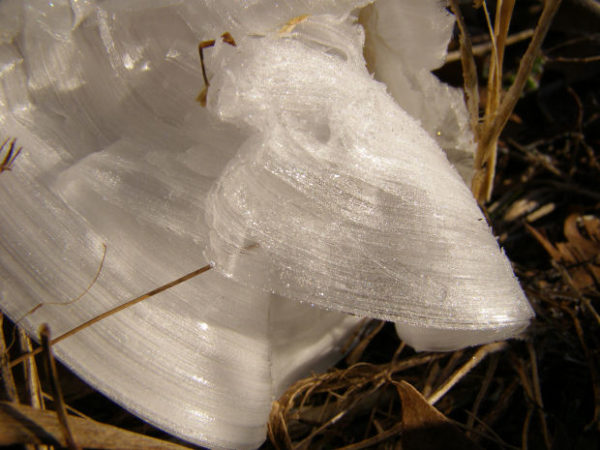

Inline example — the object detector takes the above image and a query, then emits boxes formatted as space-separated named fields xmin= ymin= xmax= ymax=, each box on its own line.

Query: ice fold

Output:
xmin=204 ymin=15 xmax=533 ymax=351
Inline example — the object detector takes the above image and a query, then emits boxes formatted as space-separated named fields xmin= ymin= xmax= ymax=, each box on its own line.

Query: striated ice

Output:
xmin=204 ymin=17 xmax=533 ymax=351
xmin=361 ymin=0 xmax=476 ymax=183
xmin=0 ymin=0 xmax=533 ymax=448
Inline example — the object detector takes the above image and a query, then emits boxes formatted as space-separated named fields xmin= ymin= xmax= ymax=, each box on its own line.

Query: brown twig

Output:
xmin=197 ymin=32 xmax=237 ymax=106
xmin=527 ymin=341 xmax=551 ymax=449
xmin=448 ymin=0 xmax=480 ymax=139
xmin=0 ymin=137 xmax=22 ymax=173
xmin=0 ymin=400 xmax=191 ymax=449
xmin=474 ymin=378 xmax=520 ymax=442
xmin=562 ymin=305 xmax=600 ymax=430
xmin=473 ymin=0 xmax=563 ymax=203
xmin=336 ymin=421 xmax=403 ymax=450
xmin=0 ymin=315 xmax=18 ymax=402
xmin=546 ymin=54 xmax=600 ymax=63
xmin=521 ymin=406 xmax=534 ymax=450
xmin=345 ymin=320 xmax=385 ymax=365
xmin=446 ymin=29 xmax=535 ymax=63
xmin=466 ymin=352 xmax=500 ymax=435
xmin=19 ymin=328 xmax=45 ymax=409
xmin=427 ymin=342 xmax=508 ymax=405
xmin=40 ymin=324 xmax=81 ymax=450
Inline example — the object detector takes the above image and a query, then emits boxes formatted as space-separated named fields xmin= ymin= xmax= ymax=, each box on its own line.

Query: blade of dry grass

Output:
xmin=18 ymin=328 xmax=45 ymax=410
xmin=0 ymin=400 xmax=191 ymax=449
xmin=335 ymin=421 xmax=403 ymax=450
xmin=466 ymin=352 xmax=500 ymax=436
xmin=473 ymin=378 xmax=520 ymax=443
xmin=0 ymin=137 xmax=22 ymax=173
xmin=345 ymin=320 xmax=385 ymax=365
xmin=446 ymin=29 xmax=535 ymax=63
xmin=40 ymin=324 xmax=81 ymax=450
xmin=471 ymin=0 xmax=563 ymax=203
xmin=527 ymin=342 xmax=551 ymax=449
xmin=10 ymin=263 xmax=212 ymax=368
xmin=0 ymin=314 xmax=18 ymax=403
xmin=448 ymin=0 xmax=480 ymax=138
xmin=562 ymin=304 xmax=600 ymax=430
xmin=521 ymin=406 xmax=533 ymax=450
xmin=427 ymin=342 xmax=508 ymax=405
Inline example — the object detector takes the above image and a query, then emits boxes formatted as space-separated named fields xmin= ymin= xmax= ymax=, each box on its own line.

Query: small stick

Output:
xmin=17 ymin=244 xmax=107 ymax=324
xmin=427 ymin=341 xmax=507 ymax=405
xmin=521 ymin=407 xmax=533 ymax=450
xmin=0 ymin=315 xmax=18 ymax=402
xmin=4 ymin=244 xmax=107 ymax=358
xmin=0 ymin=138 xmax=22 ymax=173
xmin=20 ymin=331 xmax=52 ymax=450
xmin=20 ymin=327 xmax=50 ymax=450
xmin=446 ymin=29 xmax=535 ymax=63
xmin=197 ymin=38 xmax=216 ymax=105
xmin=421 ymin=360 xmax=440 ymax=398
xmin=336 ymin=421 xmax=403 ymax=450
xmin=466 ymin=352 xmax=499 ymax=435
xmin=480 ymin=0 xmax=563 ymax=176
xmin=447 ymin=0 xmax=480 ymax=138
xmin=547 ymin=54 xmax=600 ymax=63
xmin=19 ymin=328 xmax=45 ymax=409
xmin=527 ymin=342 xmax=551 ymax=449
xmin=562 ymin=305 xmax=600 ymax=430
xmin=40 ymin=324 xmax=81 ymax=450
xmin=197 ymin=32 xmax=236 ymax=106
xmin=553 ymin=261 xmax=600 ymax=326
xmin=10 ymin=263 xmax=212 ymax=368
xmin=278 ymin=14 xmax=309 ymax=34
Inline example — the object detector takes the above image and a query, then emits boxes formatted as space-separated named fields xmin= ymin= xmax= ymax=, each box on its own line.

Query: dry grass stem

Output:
xmin=18 ymin=328 xmax=46 ymax=411
xmin=521 ymin=407 xmax=533 ymax=450
xmin=446 ymin=28 xmax=535 ymax=63
xmin=466 ymin=352 xmax=499 ymax=435
xmin=0 ymin=314 xmax=18 ymax=402
xmin=10 ymin=263 xmax=212 ymax=368
xmin=0 ymin=137 xmax=22 ymax=173
xmin=448 ymin=0 xmax=480 ymax=137
xmin=335 ymin=421 xmax=403 ymax=450
xmin=0 ymin=400 xmax=191 ymax=449
xmin=427 ymin=342 xmax=508 ymax=405
xmin=197 ymin=32 xmax=236 ymax=106
xmin=345 ymin=320 xmax=385 ymax=365
xmin=527 ymin=341 xmax=551 ymax=449
xmin=471 ymin=0 xmax=563 ymax=203
xmin=40 ymin=324 xmax=81 ymax=450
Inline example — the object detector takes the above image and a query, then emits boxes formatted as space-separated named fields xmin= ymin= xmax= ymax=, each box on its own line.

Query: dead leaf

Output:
xmin=395 ymin=380 xmax=482 ymax=450
xmin=527 ymin=213 xmax=600 ymax=291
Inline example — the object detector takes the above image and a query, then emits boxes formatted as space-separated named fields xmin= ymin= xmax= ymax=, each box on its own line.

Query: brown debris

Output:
xmin=527 ymin=213 xmax=600 ymax=292
xmin=0 ymin=137 xmax=22 ymax=173
xmin=397 ymin=381 xmax=482 ymax=450
xmin=267 ymin=350 xmax=493 ymax=449
xmin=0 ymin=400 xmax=190 ymax=449
xmin=197 ymin=32 xmax=237 ymax=107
